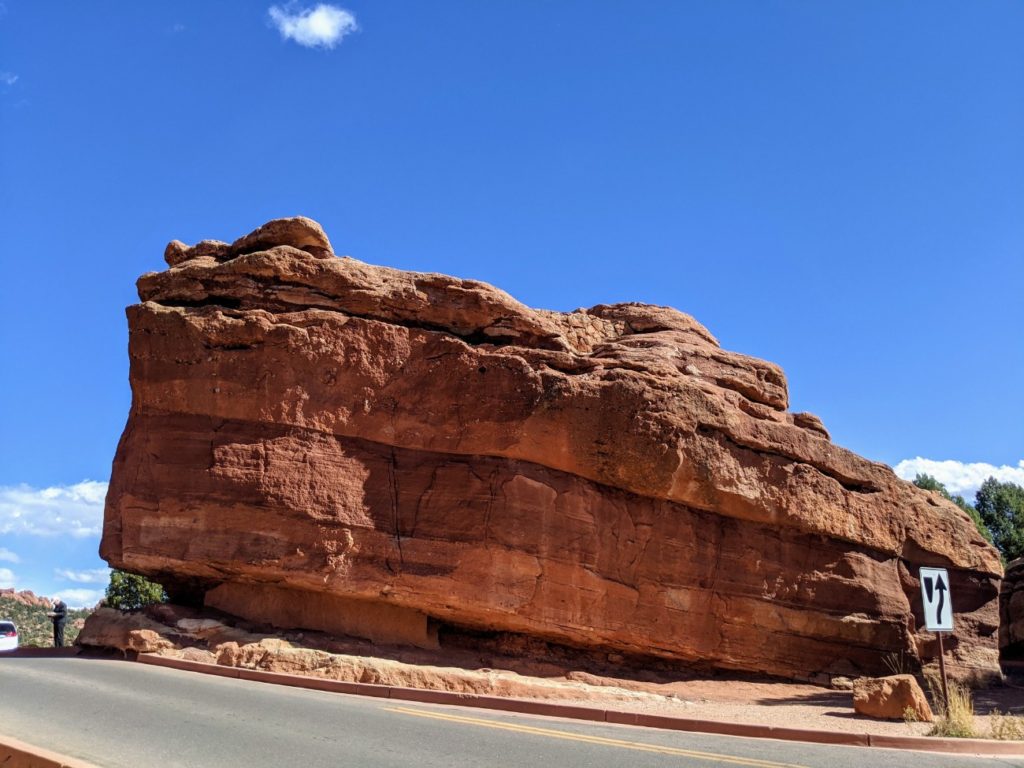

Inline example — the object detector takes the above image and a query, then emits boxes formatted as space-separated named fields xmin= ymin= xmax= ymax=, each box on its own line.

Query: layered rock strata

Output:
xmin=102 ymin=217 xmax=1003 ymax=682
xmin=1000 ymin=557 xmax=1024 ymax=658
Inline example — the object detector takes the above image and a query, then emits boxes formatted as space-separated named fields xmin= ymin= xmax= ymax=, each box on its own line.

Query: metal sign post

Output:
xmin=920 ymin=566 xmax=954 ymax=712
xmin=936 ymin=633 xmax=949 ymax=711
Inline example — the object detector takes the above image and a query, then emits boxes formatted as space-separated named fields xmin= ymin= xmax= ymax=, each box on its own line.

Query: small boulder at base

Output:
xmin=853 ymin=675 xmax=933 ymax=722
xmin=76 ymin=607 xmax=175 ymax=654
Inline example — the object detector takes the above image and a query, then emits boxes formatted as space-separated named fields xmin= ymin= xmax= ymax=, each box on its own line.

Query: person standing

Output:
xmin=50 ymin=598 xmax=67 ymax=648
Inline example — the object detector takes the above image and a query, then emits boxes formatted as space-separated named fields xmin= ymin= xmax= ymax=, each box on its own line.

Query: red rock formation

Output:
xmin=0 ymin=589 xmax=52 ymax=609
xmin=101 ymin=217 xmax=1002 ymax=683
xmin=1000 ymin=557 xmax=1024 ymax=658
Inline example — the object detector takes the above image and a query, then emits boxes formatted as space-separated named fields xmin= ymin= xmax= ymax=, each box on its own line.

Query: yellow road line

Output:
xmin=385 ymin=706 xmax=810 ymax=768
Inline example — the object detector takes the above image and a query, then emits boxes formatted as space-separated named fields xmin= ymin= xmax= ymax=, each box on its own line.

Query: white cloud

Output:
xmin=55 ymin=567 xmax=110 ymax=584
xmin=0 ymin=548 xmax=18 ymax=563
xmin=268 ymin=3 xmax=357 ymax=49
xmin=0 ymin=480 xmax=107 ymax=538
xmin=52 ymin=588 xmax=104 ymax=608
xmin=0 ymin=71 xmax=17 ymax=86
xmin=894 ymin=458 xmax=1024 ymax=500
xmin=0 ymin=567 xmax=15 ymax=588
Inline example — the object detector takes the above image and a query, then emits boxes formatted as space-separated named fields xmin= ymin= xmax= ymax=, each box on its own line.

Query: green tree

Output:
xmin=105 ymin=569 xmax=167 ymax=611
xmin=975 ymin=478 xmax=1024 ymax=562
xmin=912 ymin=473 xmax=992 ymax=543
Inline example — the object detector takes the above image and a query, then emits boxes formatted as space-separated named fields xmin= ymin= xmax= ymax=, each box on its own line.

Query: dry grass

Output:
xmin=882 ymin=651 xmax=910 ymax=677
xmin=926 ymin=680 xmax=977 ymax=738
xmin=989 ymin=710 xmax=1024 ymax=740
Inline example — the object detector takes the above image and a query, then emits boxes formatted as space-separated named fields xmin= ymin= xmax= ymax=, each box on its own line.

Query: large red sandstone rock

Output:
xmin=101 ymin=217 xmax=1002 ymax=683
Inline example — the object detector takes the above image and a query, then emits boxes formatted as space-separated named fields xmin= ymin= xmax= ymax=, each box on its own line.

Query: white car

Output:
xmin=0 ymin=621 xmax=18 ymax=652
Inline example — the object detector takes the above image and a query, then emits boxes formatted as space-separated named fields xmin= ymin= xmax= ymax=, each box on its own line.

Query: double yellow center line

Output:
xmin=385 ymin=706 xmax=810 ymax=768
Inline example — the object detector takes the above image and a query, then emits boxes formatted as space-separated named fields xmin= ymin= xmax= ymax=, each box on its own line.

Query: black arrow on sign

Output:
xmin=935 ymin=574 xmax=947 ymax=624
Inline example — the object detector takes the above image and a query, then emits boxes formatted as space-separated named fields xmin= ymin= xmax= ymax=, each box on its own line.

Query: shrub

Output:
xmin=882 ymin=650 xmax=910 ymax=676
xmin=105 ymin=569 xmax=167 ymax=611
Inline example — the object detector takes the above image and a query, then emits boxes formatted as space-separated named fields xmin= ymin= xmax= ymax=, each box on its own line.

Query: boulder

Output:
xmin=853 ymin=675 xmax=934 ymax=722
xmin=101 ymin=217 xmax=1003 ymax=683
xmin=76 ymin=608 xmax=175 ymax=654
xmin=163 ymin=239 xmax=230 ymax=267
xmin=228 ymin=216 xmax=332 ymax=258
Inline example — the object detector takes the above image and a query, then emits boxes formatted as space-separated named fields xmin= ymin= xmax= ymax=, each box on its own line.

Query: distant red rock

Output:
xmin=101 ymin=217 xmax=1002 ymax=683
xmin=0 ymin=589 xmax=52 ymax=609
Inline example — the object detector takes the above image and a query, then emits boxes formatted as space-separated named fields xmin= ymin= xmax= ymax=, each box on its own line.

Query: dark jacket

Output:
xmin=52 ymin=600 xmax=67 ymax=623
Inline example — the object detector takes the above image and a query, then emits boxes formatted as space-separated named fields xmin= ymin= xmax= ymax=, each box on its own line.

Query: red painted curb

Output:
xmin=605 ymin=711 xmax=871 ymax=746
xmin=239 ymin=668 xmax=392 ymax=698
xmin=767 ymin=725 xmax=869 ymax=747
xmin=390 ymin=686 xmax=475 ymax=706
xmin=863 ymin=732 xmax=1024 ymax=754
xmin=427 ymin=692 xmax=609 ymax=722
xmin=138 ymin=654 xmax=240 ymax=678
xmin=0 ymin=733 xmax=100 ymax=768
xmin=135 ymin=654 xmax=1024 ymax=756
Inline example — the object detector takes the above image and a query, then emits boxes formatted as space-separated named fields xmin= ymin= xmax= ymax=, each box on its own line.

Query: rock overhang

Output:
xmin=102 ymin=216 xmax=1003 ymax=683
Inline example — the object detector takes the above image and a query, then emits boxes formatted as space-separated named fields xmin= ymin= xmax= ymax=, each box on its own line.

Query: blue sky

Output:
xmin=1 ymin=2 xmax=1021 ymax=604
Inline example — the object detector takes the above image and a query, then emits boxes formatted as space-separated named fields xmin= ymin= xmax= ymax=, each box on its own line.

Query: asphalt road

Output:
xmin=1 ymin=656 xmax=1022 ymax=768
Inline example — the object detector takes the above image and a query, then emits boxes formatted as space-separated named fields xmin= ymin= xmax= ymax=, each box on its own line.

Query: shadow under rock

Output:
xmin=819 ymin=710 xmax=874 ymax=721
xmin=754 ymin=692 xmax=851 ymax=707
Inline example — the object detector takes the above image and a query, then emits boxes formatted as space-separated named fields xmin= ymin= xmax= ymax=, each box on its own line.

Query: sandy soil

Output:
xmin=526 ymin=678 xmax=931 ymax=737
xmin=313 ymin=625 xmax=1024 ymax=739
xmin=517 ymin=676 xmax=1024 ymax=739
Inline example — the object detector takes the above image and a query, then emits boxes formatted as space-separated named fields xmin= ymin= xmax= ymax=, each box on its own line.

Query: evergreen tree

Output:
xmin=975 ymin=478 xmax=1024 ymax=562
xmin=105 ymin=569 xmax=167 ymax=611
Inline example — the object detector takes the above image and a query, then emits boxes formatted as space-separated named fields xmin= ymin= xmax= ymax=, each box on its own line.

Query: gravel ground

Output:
xmin=519 ymin=676 xmax=1024 ymax=739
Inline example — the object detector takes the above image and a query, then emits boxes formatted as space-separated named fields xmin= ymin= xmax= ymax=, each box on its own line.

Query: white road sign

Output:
xmin=919 ymin=567 xmax=954 ymax=632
